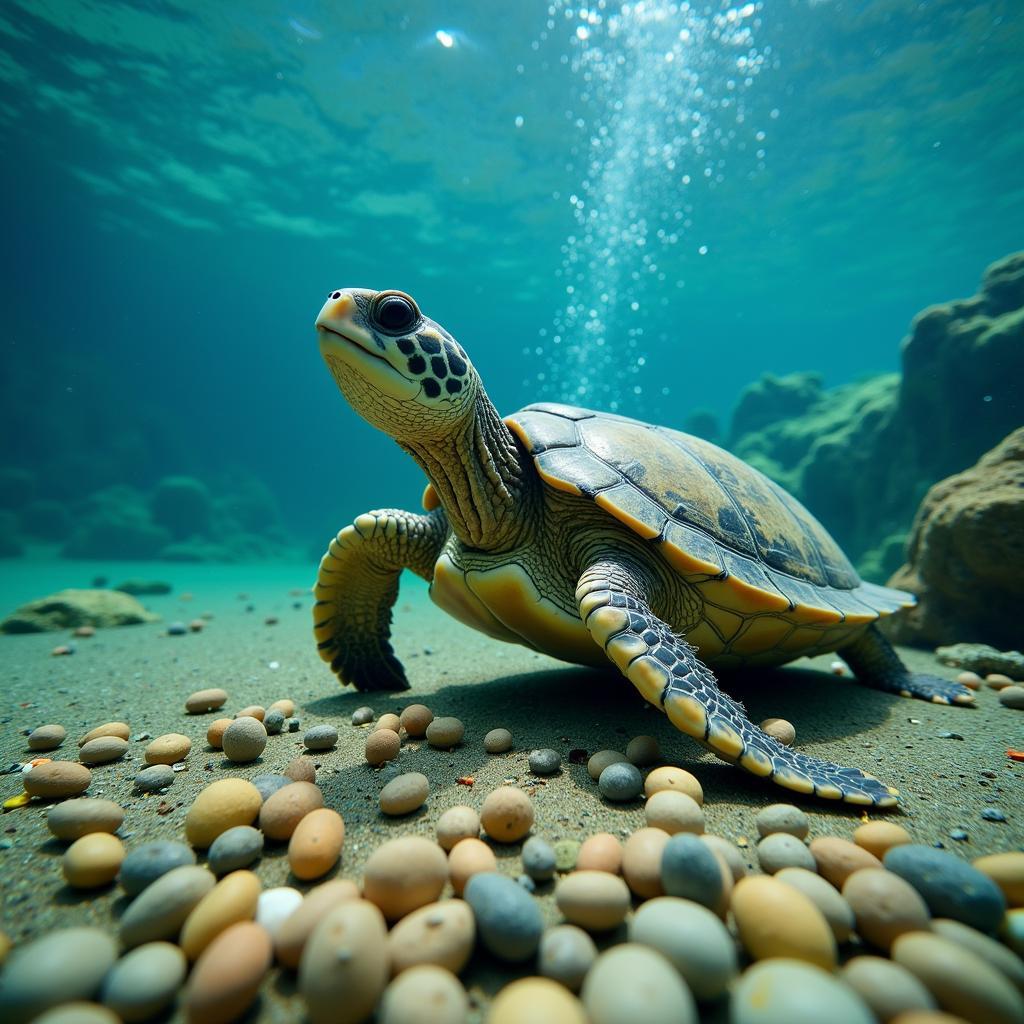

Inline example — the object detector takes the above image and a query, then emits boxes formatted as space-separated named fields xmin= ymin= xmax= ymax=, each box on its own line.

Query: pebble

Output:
xmin=425 ymin=716 xmax=465 ymax=748
xmin=144 ymin=733 xmax=191 ymax=766
xmin=622 ymin=827 xmax=670 ymax=899
xmin=997 ymin=685 xmax=1024 ymax=708
xmin=23 ymin=760 xmax=91 ymax=798
xmin=853 ymin=820 xmax=913 ymax=859
xmin=100 ymin=941 xmax=187 ymax=1022
xmin=582 ymin=942 xmax=697 ymax=1024
xmin=756 ymin=802 xmax=809 ymax=840
xmin=352 ymin=706 xmax=374 ymax=725
xmin=387 ymin=899 xmax=476 ymax=975
xmin=972 ymin=851 xmax=1024 ymax=906
xmin=842 ymin=868 xmax=932 ymax=950
xmin=284 ymin=756 xmax=317 ymax=783
xmin=810 ymin=836 xmax=883 ymax=888
xmin=399 ymin=703 xmax=433 ymax=737
xmin=891 ymin=931 xmax=1024 ymax=1024
xmin=483 ymin=727 xmax=513 ymax=753
xmin=46 ymin=798 xmax=124 ymax=840
xmin=206 ymin=718 xmax=232 ymax=749
xmin=286 ymin=717 xmax=301 ymax=732
xmin=480 ymin=786 xmax=534 ymax=842
xmin=981 ymin=808 xmax=1006 ymax=822
xmin=587 ymin=749 xmax=628 ymax=780
xmin=207 ymin=826 xmax=264 ymax=875
xmin=274 ymin=878 xmax=360 ymax=969
xmin=78 ymin=736 xmax=129 ymax=765
xmin=0 ymin=927 xmax=118 ymax=1024
xmin=731 ymin=959 xmax=874 ymax=1024
xmin=931 ymin=917 xmax=1024 ymax=992
xmin=363 ymin=836 xmax=449 ymax=922
xmin=180 ymin=869 xmax=262 ymax=960
xmin=626 ymin=734 xmax=661 ymax=765
xmin=235 ymin=705 xmax=265 ymax=721
xmin=133 ymin=763 xmax=174 ymax=793
xmin=774 ymin=867 xmax=856 ymax=944
xmin=643 ymin=765 xmax=704 ymax=803
xmin=167 ymin=622 xmax=187 ymax=636
xmin=630 ymin=895 xmax=738 ymax=1001
xmin=522 ymin=836 xmax=557 ymax=881
xmin=841 ymin=956 xmax=937 ymax=1021
xmin=578 ymin=832 xmax=623 ymax=874
xmin=220 ymin=717 xmax=268 ymax=764
xmin=464 ymin=871 xmax=544 ymax=962
xmin=28 ymin=724 xmax=66 ymax=751
xmin=299 ymin=900 xmax=389 ymax=1024
xmin=259 ymin=781 xmax=324 ymax=840
xmin=760 ymin=717 xmax=797 ymax=745
xmin=289 ymin=808 xmax=345 ymax=880
xmin=185 ymin=778 xmax=263 ymax=849
xmin=119 ymin=864 xmax=217 ymax=948
xmin=436 ymin=805 xmax=481 ymax=851
xmin=448 ymin=838 xmax=497 ymax=896
xmin=184 ymin=920 xmax=272 ymax=1024
xmin=529 ymin=748 xmax=562 ymax=775
xmin=554 ymin=839 xmax=581 ymax=873
xmin=379 ymin=965 xmax=467 ymax=1024
xmin=556 ymin=870 xmax=632 ymax=931
xmin=119 ymin=840 xmax=197 ymax=897
xmin=538 ymin=924 xmax=598 ymax=991
xmin=256 ymin=887 xmax=304 ymax=939
xmin=598 ymin=761 xmax=643 ymax=801
xmin=263 ymin=709 xmax=286 ymax=735
xmin=645 ymin=790 xmax=705 ymax=834
xmin=63 ymin=832 xmax=125 ymax=889
xmin=303 ymin=724 xmax=338 ymax=751
xmin=884 ymin=844 xmax=1007 ymax=933
xmin=986 ymin=673 xmax=1015 ymax=690
xmin=701 ymin=834 xmax=749 ymax=882
xmin=184 ymin=688 xmax=228 ymax=714
xmin=956 ymin=670 xmax=983 ymax=689
xmin=251 ymin=773 xmax=291 ymax=802
xmin=661 ymin=833 xmax=728 ymax=913
xmin=365 ymin=728 xmax=401 ymax=766
xmin=268 ymin=698 xmax=295 ymax=718
xmin=490 ymin=976 xmax=588 ymax=1024
xmin=375 ymin=712 xmax=402 ymax=733
xmin=731 ymin=875 xmax=837 ymax=969
xmin=78 ymin=722 xmax=130 ymax=746
xmin=757 ymin=833 xmax=817 ymax=874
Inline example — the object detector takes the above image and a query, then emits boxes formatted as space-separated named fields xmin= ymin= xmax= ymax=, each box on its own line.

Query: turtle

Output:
xmin=312 ymin=287 xmax=975 ymax=807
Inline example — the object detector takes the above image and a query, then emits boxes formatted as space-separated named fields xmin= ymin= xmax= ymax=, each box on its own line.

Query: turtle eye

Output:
xmin=371 ymin=292 xmax=419 ymax=334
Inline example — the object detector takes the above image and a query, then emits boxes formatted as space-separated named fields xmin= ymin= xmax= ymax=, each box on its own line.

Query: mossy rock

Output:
xmin=1 ymin=589 xmax=159 ymax=633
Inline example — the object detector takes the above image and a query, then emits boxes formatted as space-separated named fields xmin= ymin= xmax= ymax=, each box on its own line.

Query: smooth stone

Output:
xmin=998 ymin=685 xmax=1024 ymax=708
xmin=700 ymin=834 xmax=748 ymax=883
xmin=587 ymin=749 xmax=628 ymax=781
xmin=234 ymin=705 xmax=265 ymax=721
xmin=351 ymin=706 xmax=374 ymax=725
xmin=207 ymin=826 xmax=264 ymax=876
xmin=63 ymin=832 xmax=125 ymax=889
xmin=435 ymin=805 xmax=480 ymax=851
xmin=78 ymin=723 xmax=130 ymax=746
xmin=78 ymin=736 xmax=128 ymax=765
xmin=556 ymin=870 xmax=632 ymax=931
xmin=645 ymin=790 xmax=705 ymax=834
xmin=810 ymin=836 xmax=883 ymax=888
xmin=23 ymin=761 xmax=91 ymax=798
xmin=972 ymin=851 xmax=1024 ymax=907
xmin=101 ymin=942 xmax=187 ymax=1022
xmin=387 ymin=900 xmax=476 ymax=976
xmin=538 ymin=924 xmax=598 ymax=991
xmin=143 ymin=733 xmax=191 ymax=765
xmin=578 ymin=833 xmax=624 ymax=874
xmin=853 ymin=820 xmax=913 ymax=860
xmin=598 ymin=761 xmax=644 ymax=801
xmin=842 ymin=867 xmax=932 ymax=950
xmin=448 ymin=838 xmax=497 ymax=897
xmin=284 ymin=756 xmax=317 ymax=783
xmin=379 ymin=965 xmax=467 ymax=1024
xmin=425 ymin=716 xmax=464 ymax=748
xmin=179 ymin=869 xmax=262 ymax=960
xmin=480 ymin=786 xmax=534 ymax=843
xmin=375 ymin=713 xmax=401 ymax=733
xmin=759 ymin=717 xmax=797 ymax=745
xmin=289 ymin=808 xmax=345 ymax=880
xmin=398 ymin=703 xmax=434 ymax=737
xmin=464 ymin=872 xmax=544 ymax=962
xmin=30 ymin=1003 xmax=118 ymax=1024
xmin=184 ymin=688 xmax=228 ymax=714
xmin=757 ymin=833 xmax=816 ymax=874
xmin=46 ymin=798 xmax=124 ymax=840
xmin=119 ymin=864 xmax=216 ymax=947
xmin=119 ymin=840 xmax=197 ymax=897
xmin=529 ymin=748 xmax=562 ymax=775
xmin=630 ymin=896 xmax=738 ymax=1001
xmin=661 ymin=833 xmax=726 ymax=912
xmin=483 ymin=727 xmax=513 ymax=753
xmin=643 ymin=765 xmax=704 ymax=803
xmin=274 ymin=879 xmax=361 ymax=969
xmin=554 ymin=840 xmax=581 ymax=873
xmin=582 ymin=943 xmax=697 ymax=1024
xmin=774 ymin=867 xmax=856 ymax=944
xmin=363 ymin=837 xmax=449 ymax=922
xmin=303 ymin=724 xmax=338 ymax=751
xmin=625 ymin=734 xmax=661 ymax=766
xmin=205 ymin=718 xmax=231 ymax=749
xmin=522 ymin=836 xmax=557 ymax=881
xmin=379 ymin=772 xmax=429 ymax=816
xmin=251 ymin=773 xmax=291 ymax=802
xmin=0 ymin=927 xmax=119 ymax=1024
xmin=184 ymin=920 xmax=272 ymax=1024
xmin=221 ymin=716 xmax=268 ymax=763
xmin=28 ymin=724 xmax=66 ymax=751
xmin=256 ymin=886 xmax=303 ymax=939
xmin=622 ymin=827 xmax=670 ymax=899
xmin=884 ymin=844 xmax=1007 ymax=933
xmin=263 ymin=709 xmax=286 ymax=734
xmin=133 ymin=763 xmax=174 ymax=793
xmin=259 ymin=781 xmax=324 ymax=841
xmin=755 ymin=803 xmax=810 ymax=840
xmin=267 ymin=698 xmax=295 ymax=718
xmin=185 ymin=778 xmax=263 ymax=849
xmin=931 ymin=918 xmax=1024 ymax=994
xmin=490 ymin=976 xmax=588 ymax=1024
xmin=365 ymin=728 xmax=401 ymax=766
xmin=731 ymin=958 xmax=875 ymax=1024
xmin=841 ymin=956 xmax=937 ymax=1021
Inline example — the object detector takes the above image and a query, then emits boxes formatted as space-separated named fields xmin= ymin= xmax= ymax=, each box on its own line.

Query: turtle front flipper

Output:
xmin=314 ymin=508 xmax=448 ymax=691
xmin=576 ymin=557 xmax=899 ymax=807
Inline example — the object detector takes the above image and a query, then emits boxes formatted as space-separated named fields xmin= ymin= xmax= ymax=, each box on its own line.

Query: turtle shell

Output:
xmin=506 ymin=402 xmax=911 ymax=623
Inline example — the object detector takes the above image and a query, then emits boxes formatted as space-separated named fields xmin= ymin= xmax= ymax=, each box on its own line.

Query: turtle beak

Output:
xmin=316 ymin=291 xmax=357 ymax=335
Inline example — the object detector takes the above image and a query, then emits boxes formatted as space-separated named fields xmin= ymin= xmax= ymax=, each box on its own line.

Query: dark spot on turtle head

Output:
xmin=407 ymin=354 xmax=426 ymax=375
xmin=445 ymin=343 xmax=468 ymax=377
xmin=430 ymin=356 xmax=448 ymax=379
xmin=419 ymin=335 xmax=441 ymax=355
xmin=397 ymin=338 xmax=416 ymax=355
xmin=423 ymin=378 xmax=441 ymax=398
xmin=445 ymin=378 xmax=462 ymax=394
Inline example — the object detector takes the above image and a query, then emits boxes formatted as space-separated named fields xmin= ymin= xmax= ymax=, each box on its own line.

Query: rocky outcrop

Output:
xmin=0 ymin=589 xmax=159 ymax=633
xmin=882 ymin=427 xmax=1024 ymax=650
xmin=934 ymin=643 xmax=1024 ymax=680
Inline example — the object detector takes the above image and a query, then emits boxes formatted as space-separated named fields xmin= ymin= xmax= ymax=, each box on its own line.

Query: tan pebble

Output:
xmin=760 ymin=717 xmax=796 ymax=745
xmin=32 ymin=1004 xmax=120 ymax=1024
xmin=289 ymin=808 xmax=345 ymax=880
xmin=587 ymin=749 xmax=628 ymax=781
xmin=488 ymin=976 xmax=588 ymax=1024
xmin=956 ymin=671 xmax=982 ymax=690
xmin=380 ymin=965 xmax=467 ymax=1024
xmin=622 ymin=827 xmax=670 ymax=899
xmin=299 ymin=900 xmax=389 ymax=1024
xmin=626 ymin=735 xmax=661 ymax=766
xmin=221 ymin=717 xmax=267 ymax=763
xmin=892 ymin=931 xmax=1024 ymax=1024
xmin=842 ymin=955 xmax=938 ymax=1021
xmin=185 ymin=778 xmax=263 ymax=848
xmin=774 ymin=867 xmax=856 ymax=944
xmin=259 ymin=781 xmax=323 ymax=841
xmin=268 ymin=698 xmax=295 ymax=717
xmin=380 ymin=772 xmax=429 ymax=816
xmin=1003 ymin=907 xmax=1024 ymax=955
xmin=274 ymin=879 xmax=360 ymax=968
xmin=810 ymin=836 xmax=883 ymax=888
xmin=448 ymin=838 xmax=497 ymax=896
xmin=284 ymin=755 xmax=317 ymax=783
xmin=365 ymin=729 xmax=401 ymax=767
xmin=577 ymin=833 xmax=623 ymax=874
xmin=731 ymin=874 xmax=837 ymax=969
xmin=188 ymin=619 xmax=205 ymax=632
xmin=120 ymin=865 xmax=217 ymax=948
xmin=642 ymin=765 xmax=703 ymax=803
xmin=972 ymin=851 xmax=1024 ymax=907
xmin=931 ymin=918 xmax=1024 ymax=995
xmin=78 ymin=722 xmax=130 ymax=746
xmin=645 ymin=790 xmax=705 ymax=835
xmin=480 ymin=786 xmax=534 ymax=843
xmin=997 ymin=685 xmax=1024 ymax=709
xmin=388 ymin=900 xmax=476 ymax=976
xmin=986 ymin=673 xmax=1015 ymax=690
xmin=700 ymin=834 xmax=748 ymax=883
xmin=890 ymin=1013 xmax=973 ymax=1024
xmin=185 ymin=688 xmax=228 ymax=714
xmin=842 ymin=868 xmax=931 ymax=950
xmin=375 ymin=712 xmax=402 ymax=733
xmin=582 ymin=943 xmax=697 ymax=1024
xmin=24 ymin=760 xmax=91 ymax=798
xmin=28 ymin=724 xmax=66 ymax=751
xmin=556 ymin=870 xmax=632 ymax=931
xmin=853 ymin=820 xmax=913 ymax=860
xmin=78 ymin=736 xmax=129 ymax=765
xmin=0 ymin=929 xmax=8 ymax=964
xmin=425 ymin=716 xmax=465 ymax=748
xmin=483 ymin=728 xmax=513 ymax=753
xmin=144 ymin=733 xmax=192 ymax=765
xmin=63 ymin=832 xmax=125 ymax=889
xmin=436 ymin=805 xmax=480 ymax=851
xmin=399 ymin=704 xmax=433 ymax=737
xmin=179 ymin=870 xmax=262 ymax=961
xmin=72 ymin=624 xmax=96 ymax=637
xmin=206 ymin=719 xmax=231 ymax=750
xmin=234 ymin=705 xmax=265 ymax=720
xmin=363 ymin=837 xmax=449 ymax=922
xmin=51 ymin=644 xmax=73 ymax=656
xmin=47 ymin=798 xmax=124 ymax=840
xmin=184 ymin=920 xmax=272 ymax=1024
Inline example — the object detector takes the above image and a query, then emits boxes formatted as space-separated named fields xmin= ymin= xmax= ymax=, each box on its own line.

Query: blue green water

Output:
xmin=1 ymin=1 xmax=1021 ymax=560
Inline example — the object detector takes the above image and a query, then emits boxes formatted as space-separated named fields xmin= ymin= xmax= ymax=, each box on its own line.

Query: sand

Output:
xmin=1 ymin=555 xmax=1021 ymax=1019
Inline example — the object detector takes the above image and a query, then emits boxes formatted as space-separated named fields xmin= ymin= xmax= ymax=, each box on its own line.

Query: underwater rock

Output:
xmin=0 ymin=588 xmax=159 ymax=633
xmin=115 ymin=579 xmax=173 ymax=596
xmin=883 ymin=427 xmax=1024 ymax=650
xmin=62 ymin=485 xmax=172 ymax=560
xmin=680 ymin=408 xmax=721 ymax=444
xmin=730 ymin=371 xmax=824 ymax=442
xmin=160 ymin=540 xmax=235 ymax=562
xmin=19 ymin=498 xmax=71 ymax=540
xmin=933 ymin=643 xmax=1024 ymax=680
xmin=149 ymin=476 xmax=213 ymax=539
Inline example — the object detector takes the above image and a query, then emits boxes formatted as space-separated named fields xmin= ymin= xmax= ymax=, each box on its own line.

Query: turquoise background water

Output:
xmin=2 ymin=1 xmax=1021 ymax=550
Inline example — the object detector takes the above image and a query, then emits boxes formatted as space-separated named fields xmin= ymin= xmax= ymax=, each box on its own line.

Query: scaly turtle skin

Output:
xmin=312 ymin=288 xmax=974 ymax=807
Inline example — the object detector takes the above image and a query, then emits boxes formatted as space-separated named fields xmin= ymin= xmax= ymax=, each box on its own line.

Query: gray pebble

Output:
xmin=303 ymin=724 xmax=337 ymax=750
xmin=981 ymin=808 xmax=1006 ymax=822
xmin=661 ymin=833 xmax=725 ymax=911
xmin=884 ymin=844 xmax=1007 ymax=933
xmin=119 ymin=865 xmax=216 ymax=948
xmin=221 ymin=716 xmax=267 ymax=763
xmin=263 ymin=709 xmax=285 ymax=735
xmin=539 ymin=924 xmax=598 ymax=991
xmin=251 ymin=773 xmax=291 ymax=802
xmin=517 ymin=874 xmax=537 ymax=893
xmin=207 ymin=825 xmax=264 ymax=875
xmin=997 ymin=685 xmax=1024 ymax=709
xmin=464 ymin=872 xmax=543 ymax=962
xmin=119 ymin=840 xmax=197 ymax=898
xmin=166 ymin=622 xmax=187 ymax=636
xmin=352 ymin=707 xmax=375 ymax=725
xmin=757 ymin=832 xmax=817 ymax=874
xmin=522 ymin=836 xmax=557 ymax=882
xmin=287 ymin=717 xmax=301 ymax=732
xmin=598 ymin=761 xmax=643 ymax=801
xmin=528 ymin=748 xmax=561 ymax=775
xmin=100 ymin=940 xmax=187 ymax=1021
xmin=949 ymin=828 xmax=969 ymax=842
xmin=755 ymin=803 xmax=809 ymax=840
xmin=133 ymin=764 xmax=174 ymax=794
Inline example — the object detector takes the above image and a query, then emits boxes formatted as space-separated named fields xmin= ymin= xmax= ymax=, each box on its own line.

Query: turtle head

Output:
xmin=316 ymin=288 xmax=478 ymax=440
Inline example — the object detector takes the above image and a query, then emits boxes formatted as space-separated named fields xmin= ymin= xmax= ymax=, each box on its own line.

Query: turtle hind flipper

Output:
xmin=329 ymin=647 xmax=409 ymax=692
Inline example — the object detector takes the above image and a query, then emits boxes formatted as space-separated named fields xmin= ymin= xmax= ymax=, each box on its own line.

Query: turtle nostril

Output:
xmin=329 ymin=290 xmax=343 ymax=300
